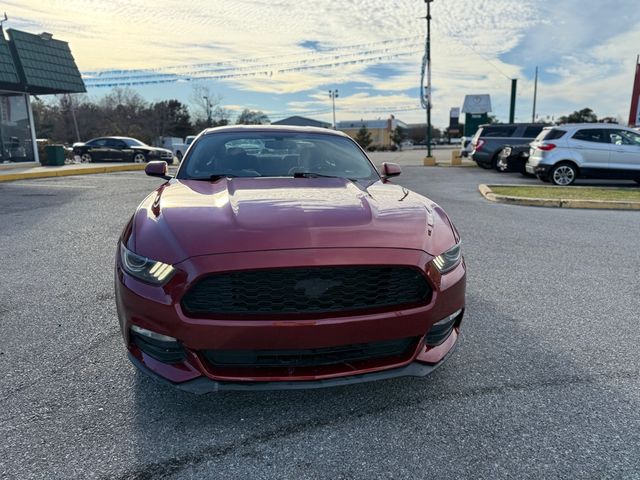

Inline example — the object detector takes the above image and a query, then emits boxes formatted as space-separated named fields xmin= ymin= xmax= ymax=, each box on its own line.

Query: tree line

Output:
xmin=32 ymin=86 xmax=270 ymax=145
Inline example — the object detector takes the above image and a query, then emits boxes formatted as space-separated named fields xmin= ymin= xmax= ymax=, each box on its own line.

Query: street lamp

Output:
xmin=420 ymin=0 xmax=434 ymax=158
xmin=328 ymin=89 xmax=339 ymax=129
xmin=203 ymin=95 xmax=212 ymax=126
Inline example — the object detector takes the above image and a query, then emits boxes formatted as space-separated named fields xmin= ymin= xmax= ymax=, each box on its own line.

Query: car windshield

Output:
xmin=122 ymin=138 xmax=146 ymax=147
xmin=177 ymin=132 xmax=379 ymax=182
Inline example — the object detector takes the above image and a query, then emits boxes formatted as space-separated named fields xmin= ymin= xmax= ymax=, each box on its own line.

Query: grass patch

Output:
xmin=490 ymin=185 xmax=640 ymax=202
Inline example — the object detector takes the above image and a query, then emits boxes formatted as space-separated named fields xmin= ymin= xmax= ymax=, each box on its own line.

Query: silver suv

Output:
xmin=526 ymin=124 xmax=640 ymax=185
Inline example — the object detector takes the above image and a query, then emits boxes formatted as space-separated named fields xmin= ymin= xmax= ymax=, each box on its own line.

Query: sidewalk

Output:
xmin=0 ymin=162 xmax=146 ymax=182
xmin=368 ymin=147 xmax=477 ymax=167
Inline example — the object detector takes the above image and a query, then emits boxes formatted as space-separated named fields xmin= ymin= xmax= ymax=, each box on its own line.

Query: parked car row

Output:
xmin=470 ymin=123 xmax=640 ymax=186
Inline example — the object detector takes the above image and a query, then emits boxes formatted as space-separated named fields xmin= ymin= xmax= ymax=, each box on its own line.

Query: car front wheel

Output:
xmin=80 ymin=153 xmax=92 ymax=163
xmin=550 ymin=163 xmax=577 ymax=186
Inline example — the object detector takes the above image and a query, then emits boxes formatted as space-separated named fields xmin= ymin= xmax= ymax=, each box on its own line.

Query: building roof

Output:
xmin=0 ymin=28 xmax=85 ymax=94
xmin=271 ymin=115 xmax=331 ymax=128
xmin=337 ymin=118 xmax=408 ymax=130
xmin=0 ymin=34 xmax=20 ymax=87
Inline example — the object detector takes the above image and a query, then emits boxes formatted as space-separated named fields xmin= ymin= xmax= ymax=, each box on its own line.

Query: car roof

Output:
xmin=201 ymin=124 xmax=349 ymax=138
xmin=549 ymin=123 xmax=636 ymax=131
xmin=478 ymin=123 xmax=545 ymax=128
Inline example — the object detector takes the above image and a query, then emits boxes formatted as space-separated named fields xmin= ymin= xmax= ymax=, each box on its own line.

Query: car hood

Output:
xmin=131 ymin=177 xmax=456 ymax=264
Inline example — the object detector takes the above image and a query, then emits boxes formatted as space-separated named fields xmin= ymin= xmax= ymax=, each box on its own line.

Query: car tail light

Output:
xmin=475 ymin=139 xmax=485 ymax=151
xmin=537 ymin=143 xmax=556 ymax=151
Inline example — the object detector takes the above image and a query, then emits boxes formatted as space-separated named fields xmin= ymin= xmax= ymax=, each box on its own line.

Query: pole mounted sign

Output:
xmin=629 ymin=55 xmax=640 ymax=127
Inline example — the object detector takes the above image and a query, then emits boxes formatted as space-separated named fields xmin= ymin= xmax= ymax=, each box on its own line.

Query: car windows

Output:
xmin=523 ymin=126 xmax=544 ymax=138
xmin=572 ymin=129 xmax=607 ymax=143
xmin=106 ymin=139 xmax=125 ymax=148
xmin=179 ymin=132 xmax=379 ymax=182
xmin=88 ymin=138 xmax=107 ymax=147
xmin=480 ymin=126 xmax=517 ymax=138
xmin=535 ymin=129 xmax=567 ymax=142
xmin=608 ymin=129 xmax=640 ymax=146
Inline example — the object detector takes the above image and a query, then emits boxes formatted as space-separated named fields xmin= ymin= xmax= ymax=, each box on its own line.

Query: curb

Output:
xmin=478 ymin=184 xmax=640 ymax=211
xmin=0 ymin=164 xmax=146 ymax=183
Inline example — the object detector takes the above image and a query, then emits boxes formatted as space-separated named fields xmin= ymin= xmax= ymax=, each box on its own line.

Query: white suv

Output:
xmin=526 ymin=124 xmax=640 ymax=185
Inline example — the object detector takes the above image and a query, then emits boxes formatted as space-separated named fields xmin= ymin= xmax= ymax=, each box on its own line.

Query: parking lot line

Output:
xmin=3 ymin=182 xmax=97 ymax=189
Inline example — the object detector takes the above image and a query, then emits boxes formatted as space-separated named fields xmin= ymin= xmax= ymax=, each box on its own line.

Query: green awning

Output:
xmin=6 ymin=29 xmax=86 ymax=94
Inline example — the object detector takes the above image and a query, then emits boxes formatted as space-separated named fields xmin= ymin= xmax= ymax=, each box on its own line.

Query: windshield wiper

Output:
xmin=293 ymin=172 xmax=356 ymax=181
xmin=188 ymin=173 xmax=239 ymax=181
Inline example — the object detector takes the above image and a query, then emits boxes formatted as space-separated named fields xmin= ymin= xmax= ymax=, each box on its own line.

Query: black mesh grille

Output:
xmin=181 ymin=266 xmax=431 ymax=316
xmin=202 ymin=337 xmax=418 ymax=368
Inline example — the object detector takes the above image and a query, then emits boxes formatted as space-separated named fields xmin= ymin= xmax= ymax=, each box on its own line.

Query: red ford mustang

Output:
xmin=115 ymin=125 xmax=466 ymax=393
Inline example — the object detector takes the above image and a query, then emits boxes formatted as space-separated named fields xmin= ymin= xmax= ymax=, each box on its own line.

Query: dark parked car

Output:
xmin=116 ymin=125 xmax=466 ymax=393
xmin=73 ymin=137 xmax=174 ymax=164
xmin=496 ymin=144 xmax=532 ymax=175
xmin=471 ymin=123 xmax=546 ymax=169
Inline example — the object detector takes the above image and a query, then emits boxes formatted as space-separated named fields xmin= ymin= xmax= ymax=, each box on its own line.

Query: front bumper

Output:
xmin=116 ymin=248 xmax=466 ymax=392
xmin=129 ymin=329 xmax=460 ymax=393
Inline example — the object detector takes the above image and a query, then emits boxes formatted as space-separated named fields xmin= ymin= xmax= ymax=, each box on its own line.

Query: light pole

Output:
xmin=329 ymin=89 xmax=339 ymax=129
xmin=203 ymin=95 xmax=212 ymax=126
xmin=420 ymin=0 xmax=434 ymax=158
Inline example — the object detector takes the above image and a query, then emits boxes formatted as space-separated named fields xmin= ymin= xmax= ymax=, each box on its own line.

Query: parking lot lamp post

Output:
xmin=203 ymin=95 xmax=212 ymax=126
xmin=329 ymin=89 xmax=339 ymax=129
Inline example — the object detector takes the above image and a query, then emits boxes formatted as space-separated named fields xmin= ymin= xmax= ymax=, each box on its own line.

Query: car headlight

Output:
xmin=119 ymin=244 xmax=175 ymax=285
xmin=432 ymin=242 xmax=462 ymax=274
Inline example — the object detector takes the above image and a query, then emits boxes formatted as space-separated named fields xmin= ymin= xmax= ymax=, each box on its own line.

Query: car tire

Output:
xmin=550 ymin=162 xmax=578 ymax=186
xmin=80 ymin=152 xmax=92 ymax=163
xmin=492 ymin=151 xmax=503 ymax=171
xmin=133 ymin=152 xmax=147 ymax=164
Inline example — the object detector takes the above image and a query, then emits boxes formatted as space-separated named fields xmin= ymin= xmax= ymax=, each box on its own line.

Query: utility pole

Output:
xmin=532 ymin=66 xmax=539 ymax=123
xmin=328 ymin=89 xmax=339 ymax=129
xmin=509 ymin=78 xmax=517 ymax=123
xmin=421 ymin=0 xmax=434 ymax=158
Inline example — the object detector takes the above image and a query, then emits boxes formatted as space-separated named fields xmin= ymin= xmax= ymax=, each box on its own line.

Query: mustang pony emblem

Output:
xmin=295 ymin=278 xmax=343 ymax=299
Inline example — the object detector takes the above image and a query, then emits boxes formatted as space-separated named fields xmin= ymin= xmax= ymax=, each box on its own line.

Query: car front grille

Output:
xmin=181 ymin=266 xmax=431 ymax=316
xmin=202 ymin=337 xmax=418 ymax=368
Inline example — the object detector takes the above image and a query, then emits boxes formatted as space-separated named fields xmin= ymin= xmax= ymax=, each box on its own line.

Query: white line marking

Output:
xmin=5 ymin=182 xmax=97 ymax=189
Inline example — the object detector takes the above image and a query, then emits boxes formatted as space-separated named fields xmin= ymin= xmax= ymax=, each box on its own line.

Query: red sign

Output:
xmin=629 ymin=56 xmax=640 ymax=127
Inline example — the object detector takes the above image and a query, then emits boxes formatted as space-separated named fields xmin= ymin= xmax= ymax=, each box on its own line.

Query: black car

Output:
xmin=471 ymin=123 xmax=547 ymax=169
xmin=496 ymin=144 xmax=533 ymax=175
xmin=72 ymin=137 xmax=174 ymax=164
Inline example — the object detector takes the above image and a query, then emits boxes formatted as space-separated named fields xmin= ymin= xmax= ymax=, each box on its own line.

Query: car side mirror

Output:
xmin=145 ymin=161 xmax=171 ymax=180
xmin=381 ymin=162 xmax=401 ymax=179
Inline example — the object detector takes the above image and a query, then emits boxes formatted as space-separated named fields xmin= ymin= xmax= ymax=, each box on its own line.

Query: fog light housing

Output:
xmin=425 ymin=309 xmax=462 ymax=346
xmin=130 ymin=325 xmax=185 ymax=363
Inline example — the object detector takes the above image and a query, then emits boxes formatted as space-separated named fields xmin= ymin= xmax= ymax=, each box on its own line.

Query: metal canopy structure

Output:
xmin=0 ymin=28 xmax=85 ymax=94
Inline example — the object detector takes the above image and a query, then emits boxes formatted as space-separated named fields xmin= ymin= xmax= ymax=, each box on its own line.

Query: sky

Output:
xmin=7 ymin=0 xmax=640 ymax=127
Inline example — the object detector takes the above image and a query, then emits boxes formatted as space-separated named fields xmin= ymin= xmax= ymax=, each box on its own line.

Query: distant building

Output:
xmin=337 ymin=116 xmax=408 ymax=147
xmin=271 ymin=116 xmax=331 ymax=128
xmin=0 ymin=28 xmax=85 ymax=164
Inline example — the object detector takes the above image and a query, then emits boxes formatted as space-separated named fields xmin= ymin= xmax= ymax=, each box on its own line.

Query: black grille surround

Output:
xmin=181 ymin=266 xmax=432 ymax=316
xmin=202 ymin=337 xmax=419 ymax=369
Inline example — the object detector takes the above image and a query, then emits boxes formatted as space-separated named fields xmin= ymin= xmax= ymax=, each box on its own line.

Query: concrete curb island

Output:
xmin=0 ymin=163 xmax=147 ymax=182
xmin=479 ymin=184 xmax=640 ymax=211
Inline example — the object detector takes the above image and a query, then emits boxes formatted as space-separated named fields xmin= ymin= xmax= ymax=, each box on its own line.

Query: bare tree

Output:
xmin=189 ymin=83 xmax=232 ymax=129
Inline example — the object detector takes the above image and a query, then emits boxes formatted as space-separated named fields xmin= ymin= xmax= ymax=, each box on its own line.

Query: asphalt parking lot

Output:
xmin=1 ymin=166 xmax=639 ymax=479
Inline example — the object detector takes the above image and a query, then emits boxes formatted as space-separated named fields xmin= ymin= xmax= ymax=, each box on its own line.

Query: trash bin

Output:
xmin=44 ymin=145 xmax=66 ymax=166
